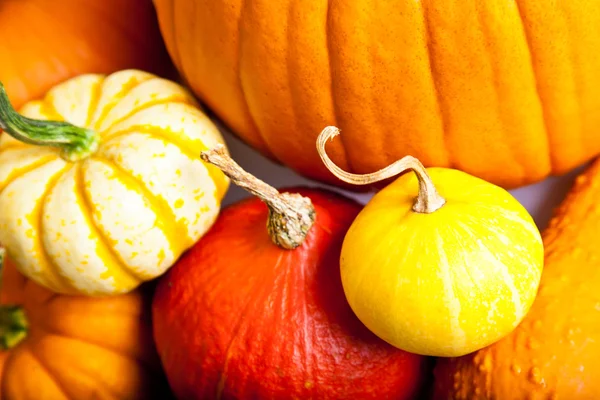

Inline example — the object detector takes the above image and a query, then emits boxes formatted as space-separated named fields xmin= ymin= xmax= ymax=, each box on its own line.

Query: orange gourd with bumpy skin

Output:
xmin=153 ymin=0 xmax=600 ymax=189
xmin=1 ymin=0 xmax=173 ymax=110
xmin=433 ymin=158 xmax=600 ymax=399
xmin=0 ymin=252 xmax=171 ymax=399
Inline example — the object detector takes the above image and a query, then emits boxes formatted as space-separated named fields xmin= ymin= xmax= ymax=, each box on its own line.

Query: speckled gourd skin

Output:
xmin=0 ymin=70 xmax=229 ymax=296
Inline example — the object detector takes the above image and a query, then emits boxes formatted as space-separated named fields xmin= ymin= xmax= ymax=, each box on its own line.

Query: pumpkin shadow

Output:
xmin=510 ymin=163 xmax=586 ymax=231
xmin=138 ymin=281 xmax=179 ymax=400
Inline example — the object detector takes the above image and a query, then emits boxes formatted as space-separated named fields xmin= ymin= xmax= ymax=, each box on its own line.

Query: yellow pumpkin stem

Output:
xmin=316 ymin=126 xmax=446 ymax=213
xmin=0 ymin=247 xmax=28 ymax=350
xmin=200 ymin=145 xmax=316 ymax=249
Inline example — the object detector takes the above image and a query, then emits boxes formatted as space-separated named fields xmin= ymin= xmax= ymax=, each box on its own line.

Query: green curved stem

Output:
xmin=0 ymin=248 xmax=28 ymax=350
xmin=0 ymin=82 xmax=99 ymax=162
xmin=0 ymin=305 xmax=28 ymax=350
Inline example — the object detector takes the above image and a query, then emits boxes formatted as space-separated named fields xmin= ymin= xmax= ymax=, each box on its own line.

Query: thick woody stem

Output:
xmin=316 ymin=126 xmax=446 ymax=213
xmin=200 ymin=145 xmax=316 ymax=249
xmin=0 ymin=82 xmax=99 ymax=162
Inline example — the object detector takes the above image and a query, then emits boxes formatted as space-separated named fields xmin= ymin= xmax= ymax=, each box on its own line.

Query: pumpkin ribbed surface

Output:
xmin=0 ymin=256 xmax=171 ymax=400
xmin=154 ymin=0 xmax=600 ymax=188
xmin=0 ymin=70 xmax=229 ymax=296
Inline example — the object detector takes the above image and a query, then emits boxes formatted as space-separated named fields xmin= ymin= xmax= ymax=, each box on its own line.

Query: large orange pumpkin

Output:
xmin=153 ymin=1 xmax=600 ymax=189
xmin=0 ymin=251 xmax=172 ymax=399
xmin=1 ymin=0 xmax=173 ymax=110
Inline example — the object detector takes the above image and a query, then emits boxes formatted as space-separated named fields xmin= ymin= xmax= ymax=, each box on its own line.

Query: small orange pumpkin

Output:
xmin=1 ymin=0 xmax=174 ymax=110
xmin=0 ymin=250 xmax=171 ymax=399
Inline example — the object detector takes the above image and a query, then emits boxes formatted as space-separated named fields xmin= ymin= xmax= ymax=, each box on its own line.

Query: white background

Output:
xmin=216 ymin=123 xmax=585 ymax=232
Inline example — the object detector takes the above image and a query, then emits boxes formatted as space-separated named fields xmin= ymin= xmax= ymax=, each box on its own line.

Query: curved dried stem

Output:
xmin=201 ymin=145 xmax=316 ymax=249
xmin=316 ymin=126 xmax=445 ymax=213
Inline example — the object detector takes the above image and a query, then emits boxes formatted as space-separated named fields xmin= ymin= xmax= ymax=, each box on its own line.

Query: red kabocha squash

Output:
xmin=153 ymin=0 xmax=600 ymax=189
xmin=152 ymin=146 xmax=430 ymax=399
xmin=1 ymin=0 xmax=173 ymax=110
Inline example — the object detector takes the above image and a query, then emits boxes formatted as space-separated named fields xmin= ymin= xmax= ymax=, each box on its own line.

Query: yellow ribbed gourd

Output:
xmin=0 ymin=70 xmax=230 ymax=296
xmin=317 ymin=126 xmax=544 ymax=357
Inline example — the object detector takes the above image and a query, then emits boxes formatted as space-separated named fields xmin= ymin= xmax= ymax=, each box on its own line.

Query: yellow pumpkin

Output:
xmin=0 ymin=70 xmax=230 ymax=296
xmin=317 ymin=126 xmax=544 ymax=357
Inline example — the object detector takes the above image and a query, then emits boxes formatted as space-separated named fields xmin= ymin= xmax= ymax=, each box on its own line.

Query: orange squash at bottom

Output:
xmin=433 ymin=159 xmax=600 ymax=399
xmin=0 ymin=255 xmax=171 ymax=399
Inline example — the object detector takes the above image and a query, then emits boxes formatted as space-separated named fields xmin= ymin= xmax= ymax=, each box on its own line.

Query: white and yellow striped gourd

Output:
xmin=0 ymin=70 xmax=229 ymax=296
